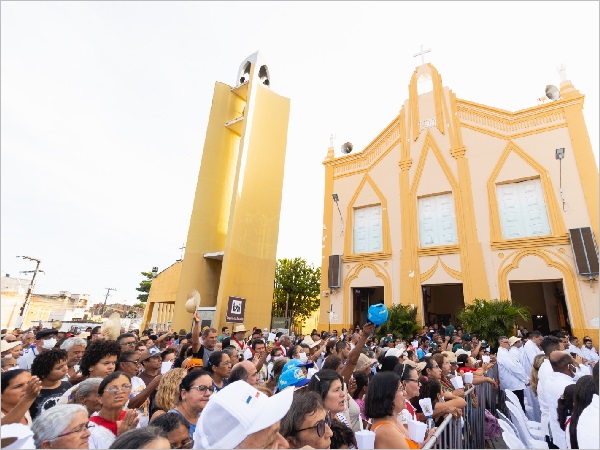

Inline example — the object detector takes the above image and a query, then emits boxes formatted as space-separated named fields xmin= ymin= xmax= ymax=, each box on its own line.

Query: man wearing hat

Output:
xmin=225 ymin=324 xmax=250 ymax=354
xmin=17 ymin=329 xmax=58 ymax=370
xmin=497 ymin=335 xmax=529 ymax=413
xmin=508 ymin=336 xmax=523 ymax=362
xmin=1 ymin=340 xmax=23 ymax=360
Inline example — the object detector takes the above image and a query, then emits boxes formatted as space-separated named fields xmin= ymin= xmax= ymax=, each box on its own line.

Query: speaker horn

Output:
xmin=341 ymin=142 xmax=353 ymax=154
xmin=51 ymin=320 xmax=62 ymax=330
xmin=545 ymin=85 xmax=560 ymax=101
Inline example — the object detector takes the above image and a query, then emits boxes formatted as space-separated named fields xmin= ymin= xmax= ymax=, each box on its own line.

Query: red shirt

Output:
xmin=90 ymin=410 xmax=126 ymax=436
xmin=458 ymin=367 xmax=477 ymax=373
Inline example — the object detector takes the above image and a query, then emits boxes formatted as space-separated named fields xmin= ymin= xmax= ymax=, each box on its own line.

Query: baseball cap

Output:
xmin=183 ymin=358 xmax=204 ymax=370
xmin=385 ymin=348 xmax=403 ymax=358
xmin=278 ymin=367 xmax=310 ymax=391
xmin=35 ymin=329 xmax=58 ymax=340
xmin=283 ymin=359 xmax=314 ymax=371
xmin=194 ymin=380 xmax=294 ymax=449
xmin=139 ymin=347 xmax=162 ymax=361
xmin=0 ymin=423 xmax=35 ymax=450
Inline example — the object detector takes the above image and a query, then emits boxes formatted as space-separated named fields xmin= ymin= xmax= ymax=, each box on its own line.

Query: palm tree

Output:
xmin=457 ymin=299 xmax=530 ymax=349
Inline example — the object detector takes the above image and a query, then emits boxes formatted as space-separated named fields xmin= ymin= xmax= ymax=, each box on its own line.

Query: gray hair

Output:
xmin=60 ymin=337 xmax=87 ymax=351
xmin=109 ymin=426 xmax=167 ymax=449
xmin=72 ymin=377 xmax=102 ymax=402
xmin=32 ymin=404 xmax=88 ymax=446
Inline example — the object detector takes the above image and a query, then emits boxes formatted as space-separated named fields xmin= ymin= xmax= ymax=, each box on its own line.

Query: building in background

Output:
xmin=319 ymin=61 xmax=598 ymax=345
xmin=1 ymin=273 xmax=94 ymax=329
xmin=144 ymin=52 xmax=291 ymax=333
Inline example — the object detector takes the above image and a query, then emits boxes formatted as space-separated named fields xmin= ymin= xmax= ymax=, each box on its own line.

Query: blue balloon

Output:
xmin=367 ymin=303 xmax=388 ymax=326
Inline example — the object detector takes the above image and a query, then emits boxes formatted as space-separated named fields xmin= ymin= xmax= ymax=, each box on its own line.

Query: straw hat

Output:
xmin=185 ymin=290 xmax=201 ymax=314
xmin=233 ymin=324 xmax=249 ymax=334
xmin=1 ymin=340 xmax=21 ymax=354
xmin=508 ymin=336 xmax=521 ymax=347
xmin=102 ymin=312 xmax=122 ymax=341
xmin=442 ymin=351 xmax=457 ymax=363
xmin=355 ymin=353 xmax=378 ymax=373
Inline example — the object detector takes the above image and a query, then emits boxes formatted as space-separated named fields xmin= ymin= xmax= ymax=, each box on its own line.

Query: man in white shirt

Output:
xmin=508 ymin=336 xmax=523 ymax=362
xmin=17 ymin=329 xmax=59 ymax=370
xmin=576 ymin=363 xmax=599 ymax=448
xmin=567 ymin=336 xmax=584 ymax=358
xmin=496 ymin=335 xmax=529 ymax=412
xmin=537 ymin=335 xmax=563 ymax=447
xmin=580 ymin=337 xmax=598 ymax=367
xmin=546 ymin=351 xmax=576 ymax=449
xmin=522 ymin=331 xmax=544 ymax=376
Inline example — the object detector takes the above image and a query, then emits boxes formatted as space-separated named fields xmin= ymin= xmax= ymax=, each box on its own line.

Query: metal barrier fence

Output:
xmin=422 ymin=367 xmax=503 ymax=449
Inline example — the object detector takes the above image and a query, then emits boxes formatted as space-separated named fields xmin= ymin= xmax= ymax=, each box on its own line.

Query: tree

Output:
xmin=457 ymin=299 xmax=531 ymax=349
xmin=135 ymin=270 xmax=154 ymax=303
xmin=272 ymin=258 xmax=321 ymax=325
xmin=376 ymin=304 xmax=421 ymax=341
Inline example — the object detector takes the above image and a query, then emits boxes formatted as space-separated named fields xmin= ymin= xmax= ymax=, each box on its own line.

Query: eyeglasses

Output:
xmin=219 ymin=361 xmax=233 ymax=367
xmin=293 ymin=412 xmax=332 ymax=437
xmin=405 ymin=378 xmax=421 ymax=384
xmin=189 ymin=385 xmax=215 ymax=394
xmin=105 ymin=384 xmax=132 ymax=395
xmin=121 ymin=341 xmax=137 ymax=347
xmin=171 ymin=439 xmax=194 ymax=449
xmin=52 ymin=423 xmax=95 ymax=440
xmin=123 ymin=360 xmax=141 ymax=365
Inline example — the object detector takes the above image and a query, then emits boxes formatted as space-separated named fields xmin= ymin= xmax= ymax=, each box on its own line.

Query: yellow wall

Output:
xmin=141 ymin=261 xmax=182 ymax=330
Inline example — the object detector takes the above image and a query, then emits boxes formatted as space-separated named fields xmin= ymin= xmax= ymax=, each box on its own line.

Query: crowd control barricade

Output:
xmin=421 ymin=413 xmax=461 ymax=449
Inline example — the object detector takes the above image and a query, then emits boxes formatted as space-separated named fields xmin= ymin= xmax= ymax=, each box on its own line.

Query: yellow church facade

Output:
xmin=319 ymin=63 xmax=599 ymax=344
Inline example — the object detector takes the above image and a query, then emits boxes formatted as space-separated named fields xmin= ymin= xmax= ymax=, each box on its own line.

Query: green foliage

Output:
xmin=376 ymin=304 xmax=420 ymax=341
xmin=135 ymin=271 xmax=154 ymax=303
xmin=272 ymin=258 xmax=321 ymax=324
xmin=457 ymin=299 xmax=531 ymax=348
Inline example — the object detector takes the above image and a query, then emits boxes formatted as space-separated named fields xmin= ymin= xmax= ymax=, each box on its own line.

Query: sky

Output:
xmin=2 ymin=1 xmax=598 ymax=307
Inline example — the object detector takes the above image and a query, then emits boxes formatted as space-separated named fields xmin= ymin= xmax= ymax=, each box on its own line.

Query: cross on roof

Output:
xmin=413 ymin=44 xmax=432 ymax=66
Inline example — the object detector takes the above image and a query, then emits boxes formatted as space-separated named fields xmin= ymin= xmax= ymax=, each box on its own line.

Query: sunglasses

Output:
xmin=294 ymin=412 xmax=331 ymax=437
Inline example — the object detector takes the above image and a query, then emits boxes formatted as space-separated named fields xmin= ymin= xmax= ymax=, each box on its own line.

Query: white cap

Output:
xmin=193 ymin=380 xmax=293 ymax=448
xmin=0 ymin=424 xmax=35 ymax=449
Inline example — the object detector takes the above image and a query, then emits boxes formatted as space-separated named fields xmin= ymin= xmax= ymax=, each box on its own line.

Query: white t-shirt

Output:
xmin=130 ymin=376 xmax=149 ymax=428
xmin=576 ymin=394 xmax=599 ymax=449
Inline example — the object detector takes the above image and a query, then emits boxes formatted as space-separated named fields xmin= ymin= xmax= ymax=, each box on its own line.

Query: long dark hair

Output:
xmin=569 ymin=375 xmax=596 ymax=448
xmin=352 ymin=371 xmax=369 ymax=400
xmin=557 ymin=384 xmax=576 ymax=431
xmin=364 ymin=372 xmax=401 ymax=418
xmin=306 ymin=369 xmax=343 ymax=402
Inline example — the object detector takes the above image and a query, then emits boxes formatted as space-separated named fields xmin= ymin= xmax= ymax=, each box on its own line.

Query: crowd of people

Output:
xmin=1 ymin=316 xmax=598 ymax=449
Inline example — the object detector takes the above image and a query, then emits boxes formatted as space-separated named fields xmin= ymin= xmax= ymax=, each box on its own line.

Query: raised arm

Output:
xmin=340 ymin=322 xmax=375 ymax=384
xmin=191 ymin=312 xmax=201 ymax=354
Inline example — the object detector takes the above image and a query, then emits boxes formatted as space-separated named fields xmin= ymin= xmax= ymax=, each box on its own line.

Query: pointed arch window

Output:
xmin=353 ymin=205 xmax=383 ymax=254
xmin=418 ymin=193 xmax=457 ymax=247
xmin=496 ymin=178 xmax=551 ymax=239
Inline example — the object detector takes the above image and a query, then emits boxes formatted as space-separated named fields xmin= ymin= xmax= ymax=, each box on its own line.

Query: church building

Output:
xmin=319 ymin=59 xmax=598 ymax=343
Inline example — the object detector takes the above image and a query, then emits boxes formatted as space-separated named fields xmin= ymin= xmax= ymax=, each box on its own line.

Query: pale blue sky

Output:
xmin=2 ymin=1 xmax=598 ymax=306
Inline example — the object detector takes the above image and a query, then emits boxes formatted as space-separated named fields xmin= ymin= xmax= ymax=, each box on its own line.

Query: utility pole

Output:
xmin=101 ymin=287 xmax=117 ymax=316
xmin=16 ymin=256 xmax=42 ymax=326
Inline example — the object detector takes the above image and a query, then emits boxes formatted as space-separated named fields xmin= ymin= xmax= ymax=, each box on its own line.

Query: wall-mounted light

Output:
xmin=332 ymin=193 xmax=343 ymax=236
xmin=555 ymin=148 xmax=565 ymax=160
xmin=332 ymin=193 xmax=339 ymax=202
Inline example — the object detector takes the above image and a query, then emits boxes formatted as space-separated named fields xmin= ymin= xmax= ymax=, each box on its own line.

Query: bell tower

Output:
xmin=170 ymin=52 xmax=291 ymax=332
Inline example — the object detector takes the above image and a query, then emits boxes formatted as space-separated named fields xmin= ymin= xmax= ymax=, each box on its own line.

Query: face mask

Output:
xmin=273 ymin=356 xmax=283 ymax=361
xmin=42 ymin=338 xmax=57 ymax=349
xmin=298 ymin=353 xmax=308 ymax=363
